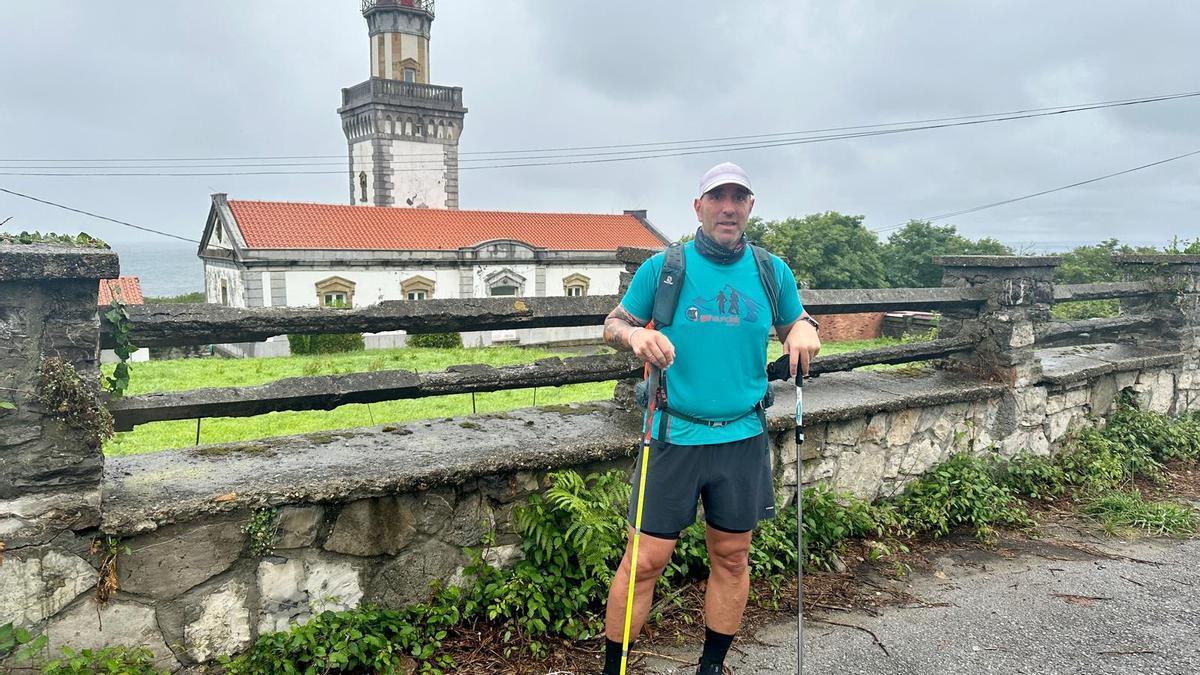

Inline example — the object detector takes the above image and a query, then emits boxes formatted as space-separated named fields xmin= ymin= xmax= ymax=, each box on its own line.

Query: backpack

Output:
xmin=635 ymin=240 xmax=783 ymax=435
xmin=651 ymin=241 xmax=781 ymax=328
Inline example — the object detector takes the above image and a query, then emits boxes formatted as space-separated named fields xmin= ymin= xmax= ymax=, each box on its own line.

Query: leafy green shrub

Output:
xmin=800 ymin=484 xmax=890 ymax=570
xmin=1104 ymin=394 xmax=1200 ymax=463
xmin=222 ymin=604 xmax=456 ymax=674
xmin=463 ymin=470 xmax=629 ymax=652
xmin=891 ymin=453 xmax=1032 ymax=540
xmin=42 ymin=645 xmax=168 ymax=675
xmin=998 ymin=455 xmax=1067 ymax=501
xmin=287 ymin=332 xmax=365 ymax=355
xmin=1050 ymin=299 xmax=1119 ymax=320
xmin=407 ymin=332 xmax=463 ymax=349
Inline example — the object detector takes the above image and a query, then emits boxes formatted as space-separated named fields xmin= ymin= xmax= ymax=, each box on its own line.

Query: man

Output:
xmin=597 ymin=162 xmax=821 ymax=674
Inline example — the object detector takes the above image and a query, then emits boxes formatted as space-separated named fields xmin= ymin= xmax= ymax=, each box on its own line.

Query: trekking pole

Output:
xmin=795 ymin=373 xmax=805 ymax=675
xmin=619 ymin=363 xmax=662 ymax=675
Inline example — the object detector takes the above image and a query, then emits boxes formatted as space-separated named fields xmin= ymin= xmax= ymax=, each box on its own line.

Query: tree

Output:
xmin=1056 ymin=238 xmax=1159 ymax=284
xmin=882 ymin=220 xmax=1015 ymax=288
xmin=761 ymin=212 xmax=886 ymax=289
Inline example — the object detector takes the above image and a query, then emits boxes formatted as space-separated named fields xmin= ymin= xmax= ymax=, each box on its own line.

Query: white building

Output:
xmin=198 ymin=195 xmax=668 ymax=356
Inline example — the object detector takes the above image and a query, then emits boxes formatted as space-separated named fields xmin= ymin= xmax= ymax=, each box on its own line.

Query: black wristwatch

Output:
xmin=799 ymin=314 xmax=819 ymax=332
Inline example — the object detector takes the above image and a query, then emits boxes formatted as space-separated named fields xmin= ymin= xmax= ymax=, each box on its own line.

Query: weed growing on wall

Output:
xmin=91 ymin=536 xmax=130 ymax=604
xmin=243 ymin=508 xmax=280 ymax=557
xmin=37 ymin=356 xmax=113 ymax=448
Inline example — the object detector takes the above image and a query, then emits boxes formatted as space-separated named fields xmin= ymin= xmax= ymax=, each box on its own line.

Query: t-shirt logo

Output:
xmin=685 ymin=284 xmax=765 ymax=325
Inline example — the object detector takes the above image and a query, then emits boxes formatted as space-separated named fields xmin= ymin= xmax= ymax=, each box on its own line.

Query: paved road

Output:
xmin=634 ymin=529 xmax=1200 ymax=675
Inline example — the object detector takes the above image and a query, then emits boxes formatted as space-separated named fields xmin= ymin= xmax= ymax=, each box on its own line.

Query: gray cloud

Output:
xmin=2 ymin=0 xmax=1198 ymax=259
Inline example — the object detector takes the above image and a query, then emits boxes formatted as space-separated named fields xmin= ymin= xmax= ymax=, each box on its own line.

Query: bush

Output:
xmin=998 ymin=455 xmax=1068 ymax=501
xmin=800 ymin=484 xmax=891 ymax=570
xmin=407 ymin=332 xmax=463 ymax=349
xmin=892 ymin=453 xmax=1032 ymax=540
xmin=287 ymin=332 xmax=365 ymax=355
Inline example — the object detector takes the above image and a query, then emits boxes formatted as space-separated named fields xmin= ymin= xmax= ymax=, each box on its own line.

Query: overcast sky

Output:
xmin=1 ymin=1 xmax=1198 ymax=251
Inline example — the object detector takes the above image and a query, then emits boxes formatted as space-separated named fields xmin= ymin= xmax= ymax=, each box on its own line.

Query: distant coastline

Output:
xmin=109 ymin=240 xmax=203 ymax=298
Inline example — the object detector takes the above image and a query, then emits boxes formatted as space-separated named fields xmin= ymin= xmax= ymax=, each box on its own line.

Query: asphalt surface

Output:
xmin=633 ymin=528 xmax=1200 ymax=675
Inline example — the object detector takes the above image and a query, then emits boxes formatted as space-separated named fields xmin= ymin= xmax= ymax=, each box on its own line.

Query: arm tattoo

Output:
xmin=603 ymin=305 xmax=647 ymax=351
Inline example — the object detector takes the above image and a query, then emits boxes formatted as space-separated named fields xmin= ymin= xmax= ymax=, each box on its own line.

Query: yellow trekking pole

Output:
xmin=619 ymin=363 xmax=662 ymax=675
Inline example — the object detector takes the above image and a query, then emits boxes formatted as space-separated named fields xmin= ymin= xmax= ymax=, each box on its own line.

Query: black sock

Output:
xmin=700 ymin=625 xmax=735 ymax=667
xmin=603 ymin=637 xmax=626 ymax=674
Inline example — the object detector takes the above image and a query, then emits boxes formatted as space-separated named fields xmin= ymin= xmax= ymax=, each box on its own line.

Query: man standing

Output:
xmin=598 ymin=162 xmax=821 ymax=674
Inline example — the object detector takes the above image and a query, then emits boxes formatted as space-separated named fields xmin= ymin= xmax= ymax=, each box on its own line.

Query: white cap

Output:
xmin=698 ymin=162 xmax=753 ymax=197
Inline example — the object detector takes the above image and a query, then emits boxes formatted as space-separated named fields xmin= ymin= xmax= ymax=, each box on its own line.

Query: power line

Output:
xmin=873 ymin=148 xmax=1200 ymax=234
xmin=1 ymin=89 xmax=1197 ymax=169
xmin=6 ymin=149 xmax=1199 ymax=246
xmin=0 ymin=187 xmax=200 ymax=244
xmin=5 ymin=92 xmax=1200 ymax=178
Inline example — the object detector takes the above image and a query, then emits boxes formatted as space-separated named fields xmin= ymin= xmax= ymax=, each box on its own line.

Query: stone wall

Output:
xmin=5 ymin=247 xmax=1200 ymax=668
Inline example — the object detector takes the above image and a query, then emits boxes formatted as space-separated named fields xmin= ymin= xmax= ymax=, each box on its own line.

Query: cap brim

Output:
xmin=699 ymin=177 xmax=754 ymax=196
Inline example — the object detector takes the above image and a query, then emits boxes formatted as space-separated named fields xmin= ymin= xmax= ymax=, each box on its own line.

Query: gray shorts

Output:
xmin=627 ymin=433 xmax=775 ymax=539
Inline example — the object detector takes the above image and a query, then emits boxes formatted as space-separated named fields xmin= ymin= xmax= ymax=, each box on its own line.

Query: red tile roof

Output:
xmin=226 ymin=200 xmax=667 ymax=251
xmin=99 ymin=276 xmax=144 ymax=305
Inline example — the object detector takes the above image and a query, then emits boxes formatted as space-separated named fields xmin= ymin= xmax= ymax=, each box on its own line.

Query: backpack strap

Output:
xmin=750 ymin=244 xmax=780 ymax=326
xmin=651 ymin=242 xmax=686 ymax=328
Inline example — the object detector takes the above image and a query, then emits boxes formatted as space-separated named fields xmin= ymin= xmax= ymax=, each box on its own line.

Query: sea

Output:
xmin=109 ymin=240 xmax=205 ymax=298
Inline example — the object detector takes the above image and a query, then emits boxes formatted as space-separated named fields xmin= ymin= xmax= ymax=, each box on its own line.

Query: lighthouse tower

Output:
xmin=338 ymin=0 xmax=467 ymax=208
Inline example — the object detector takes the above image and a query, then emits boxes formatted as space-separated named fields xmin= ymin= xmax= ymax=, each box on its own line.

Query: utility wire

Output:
xmin=4 ymin=94 xmax=1198 ymax=177
xmin=0 ymin=187 xmax=200 ymax=244
xmin=1 ymin=89 xmax=1197 ymax=168
xmin=873 ymin=148 xmax=1200 ymax=234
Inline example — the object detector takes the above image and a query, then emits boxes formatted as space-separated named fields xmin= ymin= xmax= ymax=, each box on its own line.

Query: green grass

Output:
xmin=1082 ymin=491 xmax=1199 ymax=537
xmin=104 ymin=337 xmax=908 ymax=456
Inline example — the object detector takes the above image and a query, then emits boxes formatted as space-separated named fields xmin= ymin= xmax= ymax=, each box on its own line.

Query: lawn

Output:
xmin=103 ymin=337 xmax=904 ymax=456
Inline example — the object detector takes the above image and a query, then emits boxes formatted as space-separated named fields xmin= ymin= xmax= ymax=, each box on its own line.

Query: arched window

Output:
xmin=359 ymin=172 xmax=368 ymax=203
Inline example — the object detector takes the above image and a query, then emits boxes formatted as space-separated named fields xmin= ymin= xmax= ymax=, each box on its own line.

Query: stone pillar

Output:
xmin=1115 ymin=255 xmax=1200 ymax=353
xmin=0 ymin=243 xmax=118 ymax=547
xmin=935 ymin=256 xmax=1060 ymax=386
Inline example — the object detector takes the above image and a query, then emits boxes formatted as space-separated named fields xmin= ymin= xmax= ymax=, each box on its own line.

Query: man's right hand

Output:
xmin=630 ymin=328 xmax=675 ymax=370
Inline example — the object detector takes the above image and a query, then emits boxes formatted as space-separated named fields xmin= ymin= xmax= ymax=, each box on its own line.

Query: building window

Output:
xmin=403 ymin=68 xmax=416 ymax=82
xmin=215 ymin=226 xmax=223 ymax=243
xmin=562 ymin=272 xmax=591 ymax=297
xmin=220 ymin=280 xmax=229 ymax=305
xmin=359 ymin=172 xmax=368 ymax=203
xmin=401 ymin=274 xmax=435 ymax=301
xmin=485 ymin=268 xmax=527 ymax=297
xmin=315 ymin=276 xmax=356 ymax=308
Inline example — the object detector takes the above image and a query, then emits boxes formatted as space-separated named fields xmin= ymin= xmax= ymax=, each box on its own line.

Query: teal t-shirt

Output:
xmin=621 ymin=242 xmax=803 ymax=445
